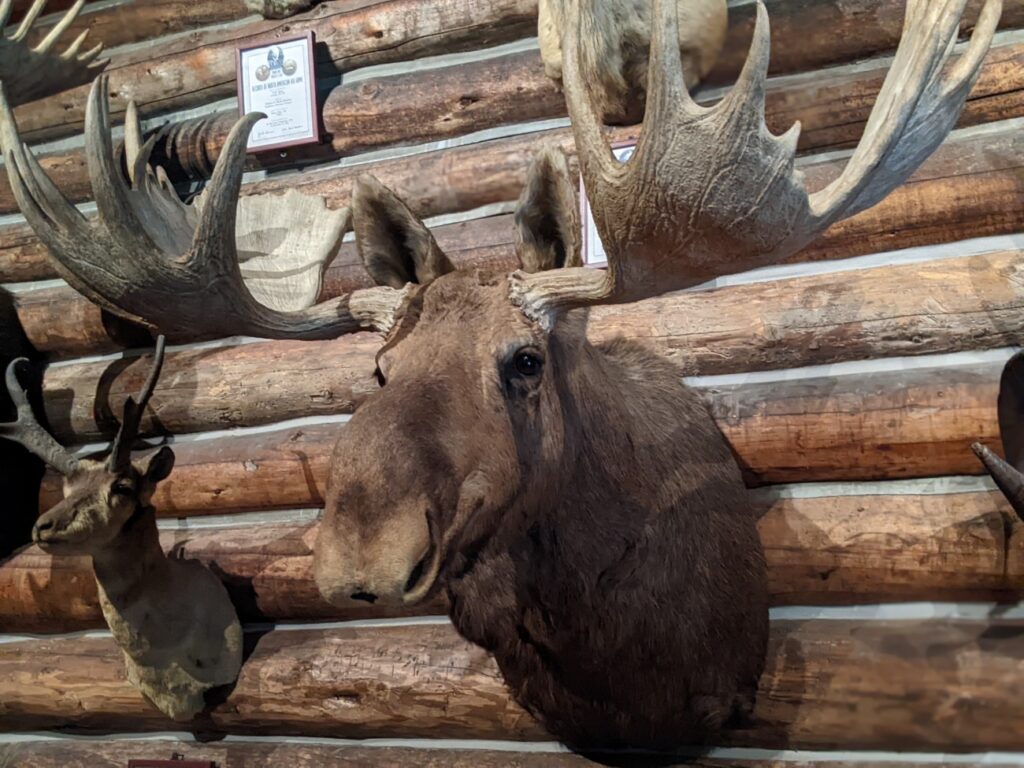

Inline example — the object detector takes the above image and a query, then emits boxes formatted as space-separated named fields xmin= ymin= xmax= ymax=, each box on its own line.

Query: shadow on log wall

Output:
xmin=0 ymin=289 xmax=42 ymax=557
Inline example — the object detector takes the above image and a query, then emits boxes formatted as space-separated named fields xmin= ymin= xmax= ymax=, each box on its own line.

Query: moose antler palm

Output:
xmin=511 ymin=0 xmax=1002 ymax=320
xmin=0 ymin=0 xmax=106 ymax=106
xmin=0 ymin=76 xmax=408 ymax=340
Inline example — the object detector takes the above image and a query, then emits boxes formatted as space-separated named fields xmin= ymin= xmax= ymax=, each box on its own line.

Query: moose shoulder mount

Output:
xmin=0 ymin=338 xmax=242 ymax=721
xmin=313 ymin=0 xmax=1001 ymax=751
xmin=0 ymin=0 xmax=1001 ymax=752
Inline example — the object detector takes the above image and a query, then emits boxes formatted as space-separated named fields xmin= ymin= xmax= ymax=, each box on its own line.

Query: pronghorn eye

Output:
xmin=512 ymin=350 xmax=543 ymax=377
xmin=111 ymin=481 xmax=134 ymax=496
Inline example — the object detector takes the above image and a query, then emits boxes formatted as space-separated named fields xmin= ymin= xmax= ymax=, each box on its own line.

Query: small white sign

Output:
xmin=236 ymin=32 xmax=319 ymax=153
xmin=581 ymin=142 xmax=636 ymax=267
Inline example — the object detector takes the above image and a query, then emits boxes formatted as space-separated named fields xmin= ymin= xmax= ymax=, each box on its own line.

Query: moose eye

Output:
xmin=512 ymin=350 xmax=543 ymax=377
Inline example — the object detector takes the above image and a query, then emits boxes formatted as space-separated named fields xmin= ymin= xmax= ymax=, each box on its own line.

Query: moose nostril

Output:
xmin=35 ymin=519 xmax=55 ymax=533
xmin=350 ymin=591 xmax=377 ymax=604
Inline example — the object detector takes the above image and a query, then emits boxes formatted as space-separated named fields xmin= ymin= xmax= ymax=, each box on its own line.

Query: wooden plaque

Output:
xmin=236 ymin=31 xmax=320 ymax=153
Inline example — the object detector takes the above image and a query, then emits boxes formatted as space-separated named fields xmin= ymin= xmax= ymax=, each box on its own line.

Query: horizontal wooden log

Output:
xmin=0 ymin=619 xmax=1022 ymax=751
xmin=2 ymin=105 xmax=1020 ymax=335
xmin=37 ymin=247 xmax=1014 ymax=457
xmin=8 ymin=487 xmax=1022 ymax=632
xmin=9 ymin=0 xmax=539 ymax=146
xmin=21 ymin=0 xmax=253 ymax=56
xmin=707 ymin=0 xmax=1024 ymax=86
xmin=35 ymin=238 xmax=1024 ymax=484
xmin=13 ymin=0 xmax=1024 ymax=149
xmin=0 ymin=740 xmax=1002 ymax=768
xmin=1 ymin=24 xmax=1020 ymax=223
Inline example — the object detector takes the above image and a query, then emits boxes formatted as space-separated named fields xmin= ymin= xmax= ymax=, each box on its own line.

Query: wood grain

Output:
xmin=20 ymin=0 xmax=254 ymax=56
xmin=13 ymin=151 xmax=1024 ymax=360
xmin=35 ymin=355 xmax=1006 ymax=488
xmin=8 ymin=0 xmax=538 ymax=144
xmin=0 ymin=739 xmax=1005 ymax=768
xmin=1 ymin=28 xmax=1019 ymax=219
xmin=6 ymin=488 xmax=1021 ymax=632
xmin=0 ymin=619 xmax=1021 ymax=751
xmin=2 ymin=100 xmax=1020 ymax=302
xmin=707 ymin=0 xmax=1024 ymax=86
xmin=36 ymin=250 xmax=1016 ymax=457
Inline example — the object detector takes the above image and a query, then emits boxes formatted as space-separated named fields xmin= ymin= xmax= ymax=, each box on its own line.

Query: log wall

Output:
xmin=2 ymin=0 xmax=1024 ymax=764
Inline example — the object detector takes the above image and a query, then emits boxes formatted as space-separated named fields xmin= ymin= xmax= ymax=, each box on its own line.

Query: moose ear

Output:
xmin=142 ymin=445 xmax=175 ymax=485
xmin=352 ymin=175 xmax=455 ymax=289
xmin=514 ymin=145 xmax=581 ymax=273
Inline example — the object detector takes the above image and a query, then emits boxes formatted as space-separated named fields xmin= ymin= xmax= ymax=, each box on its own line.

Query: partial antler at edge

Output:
xmin=510 ymin=0 xmax=1002 ymax=323
xmin=0 ymin=358 xmax=79 ymax=475
xmin=0 ymin=0 xmax=107 ymax=106
xmin=972 ymin=443 xmax=1024 ymax=521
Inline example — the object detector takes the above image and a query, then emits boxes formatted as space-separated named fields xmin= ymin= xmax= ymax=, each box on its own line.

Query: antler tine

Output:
xmin=86 ymin=76 xmax=155 ymax=252
xmin=124 ymin=100 xmax=144 ymax=184
xmin=109 ymin=335 xmax=166 ymax=473
xmin=807 ymin=0 xmax=1002 ymax=229
xmin=9 ymin=0 xmax=47 ymax=42
xmin=972 ymin=443 xmax=1024 ymax=521
xmin=185 ymin=110 xmax=263 ymax=277
xmin=34 ymin=0 xmax=86 ymax=53
xmin=0 ymin=358 xmax=79 ymax=475
xmin=0 ymin=0 xmax=12 ymax=30
xmin=0 ymin=82 xmax=90 ymax=237
xmin=560 ymin=0 xmax=619 ymax=186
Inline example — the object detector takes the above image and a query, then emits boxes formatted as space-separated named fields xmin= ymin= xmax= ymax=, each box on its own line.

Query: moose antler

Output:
xmin=0 ymin=0 xmax=106 ymax=106
xmin=1 ymin=357 xmax=79 ymax=475
xmin=108 ymin=335 xmax=166 ymax=473
xmin=511 ymin=0 xmax=1002 ymax=320
xmin=0 ymin=76 xmax=408 ymax=340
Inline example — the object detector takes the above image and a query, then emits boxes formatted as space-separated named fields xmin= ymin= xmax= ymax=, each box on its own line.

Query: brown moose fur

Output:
xmin=314 ymin=150 xmax=768 ymax=749
xmin=538 ymin=0 xmax=727 ymax=123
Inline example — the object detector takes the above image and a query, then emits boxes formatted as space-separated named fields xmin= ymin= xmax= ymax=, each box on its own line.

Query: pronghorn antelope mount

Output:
xmin=0 ymin=338 xmax=242 ymax=722
xmin=0 ymin=0 xmax=1003 ymax=751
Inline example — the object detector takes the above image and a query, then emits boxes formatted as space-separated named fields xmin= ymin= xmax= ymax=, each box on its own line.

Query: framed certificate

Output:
xmin=236 ymin=31 xmax=320 ymax=153
xmin=580 ymin=140 xmax=636 ymax=267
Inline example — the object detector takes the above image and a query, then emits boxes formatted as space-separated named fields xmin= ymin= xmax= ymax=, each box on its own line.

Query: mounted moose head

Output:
xmin=313 ymin=0 xmax=1001 ymax=750
xmin=0 ymin=338 xmax=242 ymax=721
xmin=0 ymin=0 xmax=107 ymax=106
xmin=973 ymin=352 xmax=1024 ymax=521
xmin=538 ymin=0 xmax=727 ymax=123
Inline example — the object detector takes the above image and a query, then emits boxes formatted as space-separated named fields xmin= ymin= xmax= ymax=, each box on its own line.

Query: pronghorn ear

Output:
xmin=142 ymin=446 xmax=175 ymax=486
xmin=514 ymin=145 xmax=581 ymax=273
xmin=352 ymin=175 xmax=455 ymax=289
